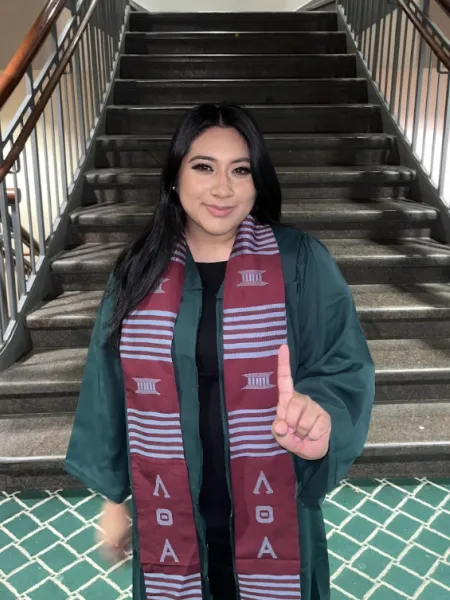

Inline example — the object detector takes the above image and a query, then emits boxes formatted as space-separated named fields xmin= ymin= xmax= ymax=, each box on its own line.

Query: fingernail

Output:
xmin=274 ymin=430 xmax=287 ymax=438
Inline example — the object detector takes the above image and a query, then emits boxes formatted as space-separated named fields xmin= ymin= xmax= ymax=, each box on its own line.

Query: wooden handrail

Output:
xmin=398 ymin=0 xmax=450 ymax=72
xmin=0 ymin=0 xmax=100 ymax=185
xmin=0 ymin=0 xmax=67 ymax=109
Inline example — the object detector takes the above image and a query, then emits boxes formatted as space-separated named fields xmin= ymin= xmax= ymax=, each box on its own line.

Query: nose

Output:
xmin=211 ymin=170 xmax=233 ymax=198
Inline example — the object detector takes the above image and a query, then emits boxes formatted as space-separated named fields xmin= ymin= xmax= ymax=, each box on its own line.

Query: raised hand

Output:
xmin=272 ymin=344 xmax=331 ymax=460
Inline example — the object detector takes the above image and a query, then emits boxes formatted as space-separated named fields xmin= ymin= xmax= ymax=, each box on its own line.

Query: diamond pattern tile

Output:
xmin=0 ymin=479 xmax=449 ymax=599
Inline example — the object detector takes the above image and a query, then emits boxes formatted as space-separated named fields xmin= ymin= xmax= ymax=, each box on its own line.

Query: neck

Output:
xmin=186 ymin=224 xmax=237 ymax=263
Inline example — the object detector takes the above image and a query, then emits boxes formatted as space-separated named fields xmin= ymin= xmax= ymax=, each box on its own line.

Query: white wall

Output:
xmin=132 ymin=0 xmax=311 ymax=12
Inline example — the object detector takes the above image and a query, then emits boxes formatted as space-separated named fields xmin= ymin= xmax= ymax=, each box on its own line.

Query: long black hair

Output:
xmin=106 ymin=103 xmax=282 ymax=351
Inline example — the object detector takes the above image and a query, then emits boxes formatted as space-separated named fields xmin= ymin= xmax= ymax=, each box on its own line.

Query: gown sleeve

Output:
xmin=64 ymin=279 xmax=130 ymax=503
xmin=292 ymin=235 xmax=375 ymax=503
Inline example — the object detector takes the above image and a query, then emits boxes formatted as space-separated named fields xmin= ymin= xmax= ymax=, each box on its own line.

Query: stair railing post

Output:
xmin=412 ymin=23 xmax=428 ymax=148
xmin=438 ymin=75 xmax=450 ymax=199
xmin=68 ymin=0 xmax=88 ymax=168
xmin=51 ymin=23 xmax=69 ymax=213
xmin=371 ymin=0 xmax=384 ymax=80
xmin=389 ymin=4 xmax=404 ymax=114
xmin=0 ymin=123 xmax=18 ymax=338
xmin=8 ymin=177 xmax=26 ymax=298
xmin=25 ymin=65 xmax=46 ymax=254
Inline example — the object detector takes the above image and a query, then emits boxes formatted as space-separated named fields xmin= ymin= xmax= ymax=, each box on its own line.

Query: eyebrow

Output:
xmin=188 ymin=155 xmax=251 ymax=164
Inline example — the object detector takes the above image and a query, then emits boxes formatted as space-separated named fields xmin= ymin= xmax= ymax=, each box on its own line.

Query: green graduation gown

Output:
xmin=65 ymin=225 xmax=375 ymax=600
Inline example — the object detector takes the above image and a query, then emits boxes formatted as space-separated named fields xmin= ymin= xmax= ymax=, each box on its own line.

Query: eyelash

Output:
xmin=192 ymin=163 xmax=251 ymax=175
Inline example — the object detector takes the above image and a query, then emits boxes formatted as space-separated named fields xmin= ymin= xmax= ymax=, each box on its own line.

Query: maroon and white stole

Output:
xmin=120 ymin=215 xmax=301 ymax=600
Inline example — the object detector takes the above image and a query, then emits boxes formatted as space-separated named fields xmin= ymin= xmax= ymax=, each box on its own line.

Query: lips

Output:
xmin=205 ymin=205 xmax=234 ymax=217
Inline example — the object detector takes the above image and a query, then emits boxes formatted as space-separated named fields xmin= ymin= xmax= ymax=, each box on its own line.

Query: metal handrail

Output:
xmin=0 ymin=0 xmax=129 ymax=355
xmin=0 ymin=0 xmax=66 ymax=110
xmin=398 ymin=0 xmax=450 ymax=72
xmin=0 ymin=0 xmax=101 ymax=183
xmin=338 ymin=0 xmax=450 ymax=208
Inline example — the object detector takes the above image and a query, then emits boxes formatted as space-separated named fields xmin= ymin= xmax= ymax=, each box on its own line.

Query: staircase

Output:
xmin=1 ymin=10 xmax=450 ymax=491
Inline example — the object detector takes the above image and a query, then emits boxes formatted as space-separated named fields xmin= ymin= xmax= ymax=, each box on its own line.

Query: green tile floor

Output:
xmin=0 ymin=479 xmax=449 ymax=599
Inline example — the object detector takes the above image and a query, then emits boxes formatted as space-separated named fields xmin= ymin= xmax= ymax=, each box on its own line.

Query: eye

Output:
xmin=234 ymin=166 xmax=251 ymax=175
xmin=192 ymin=163 xmax=213 ymax=172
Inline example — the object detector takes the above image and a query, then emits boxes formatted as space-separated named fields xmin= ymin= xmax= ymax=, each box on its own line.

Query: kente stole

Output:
xmin=120 ymin=215 xmax=301 ymax=599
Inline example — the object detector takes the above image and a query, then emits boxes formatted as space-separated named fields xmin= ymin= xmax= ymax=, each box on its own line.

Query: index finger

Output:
xmin=277 ymin=344 xmax=294 ymax=418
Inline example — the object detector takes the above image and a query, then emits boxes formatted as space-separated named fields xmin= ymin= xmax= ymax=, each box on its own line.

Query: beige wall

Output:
xmin=0 ymin=1 xmax=73 ymax=71
xmin=0 ymin=0 xmax=48 ymax=70
xmin=429 ymin=0 xmax=450 ymax=40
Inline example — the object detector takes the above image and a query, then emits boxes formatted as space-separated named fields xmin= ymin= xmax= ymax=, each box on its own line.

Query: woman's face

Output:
xmin=177 ymin=126 xmax=256 ymax=242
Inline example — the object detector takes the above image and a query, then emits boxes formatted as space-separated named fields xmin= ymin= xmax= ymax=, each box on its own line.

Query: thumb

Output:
xmin=277 ymin=344 xmax=294 ymax=419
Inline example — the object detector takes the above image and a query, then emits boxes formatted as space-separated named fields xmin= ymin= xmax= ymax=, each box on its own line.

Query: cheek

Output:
xmin=178 ymin=173 xmax=206 ymax=211
xmin=239 ymin=183 xmax=257 ymax=209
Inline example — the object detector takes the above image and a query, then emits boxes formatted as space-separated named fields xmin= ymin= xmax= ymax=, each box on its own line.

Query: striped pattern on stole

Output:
xmin=120 ymin=215 xmax=301 ymax=600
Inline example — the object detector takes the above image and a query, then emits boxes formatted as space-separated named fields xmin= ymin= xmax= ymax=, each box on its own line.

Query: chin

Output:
xmin=203 ymin=221 xmax=238 ymax=237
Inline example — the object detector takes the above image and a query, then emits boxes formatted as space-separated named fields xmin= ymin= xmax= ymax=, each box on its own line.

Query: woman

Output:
xmin=65 ymin=103 xmax=375 ymax=600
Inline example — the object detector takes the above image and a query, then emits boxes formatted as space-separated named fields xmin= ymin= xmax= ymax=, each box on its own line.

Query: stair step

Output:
xmin=370 ymin=338 xmax=450 ymax=402
xmin=106 ymin=104 xmax=382 ymax=137
xmin=27 ymin=283 xmax=450 ymax=349
xmin=71 ymin=198 xmax=436 ymax=243
xmin=2 ymin=342 xmax=450 ymax=409
xmin=330 ymin=238 xmax=450 ymax=284
xmin=50 ymin=238 xmax=450 ymax=290
xmin=120 ymin=54 xmax=356 ymax=80
xmin=1 ymin=401 xmax=449 ymax=489
xmin=358 ymin=402 xmax=450 ymax=478
xmin=114 ymin=78 xmax=368 ymax=105
xmin=84 ymin=165 xmax=412 ymax=203
xmin=95 ymin=133 xmax=398 ymax=168
xmin=0 ymin=348 xmax=85 ymax=415
xmin=124 ymin=31 xmax=348 ymax=55
xmin=127 ymin=11 xmax=339 ymax=33
xmin=352 ymin=283 xmax=450 ymax=338
xmin=0 ymin=413 xmax=73 ymax=491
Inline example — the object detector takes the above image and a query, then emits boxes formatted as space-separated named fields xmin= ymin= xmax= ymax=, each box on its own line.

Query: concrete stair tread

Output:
xmin=96 ymin=132 xmax=395 ymax=143
xmin=94 ymin=133 xmax=398 ymax=169
xmin=106 ymin=104 xmax=380 ymax=135
xmin=71 ymin=198 xmax=436 ymax=225
xmin=4 ymin=338 xmax=449 ymax=386
xmin=124 ymin=32 xmax=348 ymax=57
xmin=109 ymin=102 xmax=371 ymax=110
xmin=0 ymin=401 xmax=448 ymax=464
xmin=129 ymin=10 xmax=336 ymax=16
xmin=85 ymin=165 xmax=415 ymax=185
xmin=51 ymin=238 xmax=450 ymax=273
xmin=115 ymin=77 xmax=365 ymax=82
xmin=369 ymin=338 xmax=450 ymax=374
xmin=366 ymin=402 xmax=450 ymax=446
xmin=119 ymin=54 xmax=357 ymax=80
xmin=325 ymin=237 xmax=450 ymax=260
xmin=121 ymin=53 xmax=350 ymax=59
xmin=27 ymin=291 xmax=104 ymax=328
xmin=0 ymin=414 xmax=73 ymax=460
xmin=128 ymin=12 xmax=338 ymax=33
xmin=124 ymin=31 xmax=346 ymax=38
xmin=26 ymin=284 xmax=450 ymax=330
xmin=351 ymin=283 xmax=450 ymax=313
xmin=0 ymin=348 xmax=87 ymax=393
xmin=114 ymin=77 xmax=369 ymax=106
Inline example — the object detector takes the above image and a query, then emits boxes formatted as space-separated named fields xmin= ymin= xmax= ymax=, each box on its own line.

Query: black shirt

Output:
xmin=195 ymin=261 xmax=237 ymax=597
